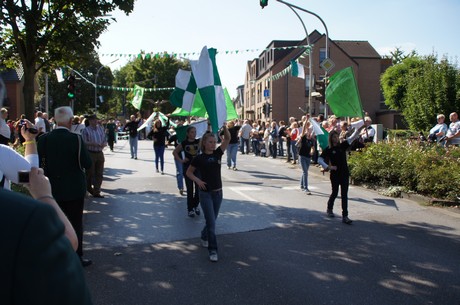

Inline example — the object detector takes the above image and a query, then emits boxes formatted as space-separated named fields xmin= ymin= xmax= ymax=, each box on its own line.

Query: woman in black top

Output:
xmin=298 ymin=122 xmax=314 ymax=195
xmin=186 ymin=124 xmax=230 ymax=262
xmin=173 ymin=126 xmax=200 ymax=217
xmin=318 ymin=124 xmax=365 ymax=224
xmin=149 ymin=117 xmax=170 ymax=174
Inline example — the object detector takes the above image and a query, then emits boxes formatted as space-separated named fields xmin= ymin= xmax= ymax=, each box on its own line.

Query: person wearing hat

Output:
xmin=81 ymin=114 xmax=107 ymax=198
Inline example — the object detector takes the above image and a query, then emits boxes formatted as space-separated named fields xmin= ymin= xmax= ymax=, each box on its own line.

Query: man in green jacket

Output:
xmin=37 ymin=106 xmax=93 ymax=267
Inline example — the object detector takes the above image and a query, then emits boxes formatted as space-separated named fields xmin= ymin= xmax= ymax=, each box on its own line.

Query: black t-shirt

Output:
xmin=180 ymin=139 xmax=200 ymax=165
xmin=221 ymin=126 xmax=240 ymax=144
xmin=278 ymin=126 xmax=286 ymax=138
xmin=124 ymin=121 xmax=139 ymax=137
xmin=152 ymin=127 xmax=169 ymax=147
xmin=320 ymin=141 xmax=350 ymax=176
xmin=298 ymin=135 xmax=314 ymax=157
xmin=190 ymin=147 xmax=224 ymax=192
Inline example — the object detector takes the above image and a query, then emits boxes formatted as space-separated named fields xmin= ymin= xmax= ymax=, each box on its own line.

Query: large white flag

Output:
xmin=170 ymin=69 xmax=197 ymax=112
xmin=309 ymin=118 xmax=324 ymax=136
xmin=191 ymin=46 xmax=227 ymax=133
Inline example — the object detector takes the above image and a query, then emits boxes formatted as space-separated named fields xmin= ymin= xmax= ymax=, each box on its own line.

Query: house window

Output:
xmin=319 ymin=48 xmax=326 ymax=64
xmin=305 ymin=74 xmax=311 ymax=96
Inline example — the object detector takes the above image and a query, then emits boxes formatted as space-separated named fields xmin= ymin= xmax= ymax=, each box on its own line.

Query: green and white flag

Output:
xmin=170 ymin=69 xmax=197 ymax=112
xmin=131 ymin=85 xmax=144 ymax=110
xmin=175 ymin=119 xmax=209 ymax=143
xmin=291 ymin=60 xmax=305 ymax=79
xmin=191 ymin=46 xmax=227 ymax=133
xmin=325 ymin=67 xmax=364 ymax=118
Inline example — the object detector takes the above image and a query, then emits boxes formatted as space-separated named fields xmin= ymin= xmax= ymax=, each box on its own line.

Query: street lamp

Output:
xmin=94 ymin=58 xmax=119 ymax=114
xmin=265 ymin=0 xmax=330 ymax=116
xmin=284 ymin=4 xmax=312 ymax=116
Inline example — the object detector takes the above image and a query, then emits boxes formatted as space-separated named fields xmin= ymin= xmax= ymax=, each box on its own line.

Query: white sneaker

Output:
xmin=201 ymin=239 xmax=208 ymax=248
xmin=209 ymin=252 xmax=218 ymax=262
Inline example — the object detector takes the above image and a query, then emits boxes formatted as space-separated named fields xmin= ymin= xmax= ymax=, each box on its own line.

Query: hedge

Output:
xmin=348 ymin=141 xmax=460 ymax=201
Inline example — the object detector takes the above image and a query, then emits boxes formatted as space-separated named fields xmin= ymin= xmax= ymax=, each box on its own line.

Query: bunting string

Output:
xmin=97 ymin=85 xmax=174 ymax=92
xmin=99 ymin=45 xmax=312 ymax=60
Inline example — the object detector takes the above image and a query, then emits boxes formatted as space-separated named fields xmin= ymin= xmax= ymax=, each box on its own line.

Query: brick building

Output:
xmin=238 ymin=30 xmax=402 ymax=129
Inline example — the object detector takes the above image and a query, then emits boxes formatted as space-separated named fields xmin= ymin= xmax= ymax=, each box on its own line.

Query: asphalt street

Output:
xmin=83 ymin=139 xmax=460 ymax=305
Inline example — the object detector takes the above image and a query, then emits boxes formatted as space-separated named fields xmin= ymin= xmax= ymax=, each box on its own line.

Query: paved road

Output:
xmin=83 ymin=139 xmax=460 ymax=305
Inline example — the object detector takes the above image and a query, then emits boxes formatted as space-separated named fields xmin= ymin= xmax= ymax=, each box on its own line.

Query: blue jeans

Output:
xmin=200 ymin=190 xmax=223 ymax=252
xmin=278 ymin=138 xmax=284 ymax=156
xmin=226 ymin=143 xmax=238 ymax=168
xmin=251 ymin=140 xmax=260 ymax=156
xmin=174 ymin=158 xmax=184 ymax=190
xmin=154 ymin=145 xmax=165 ymax=171
xmin=240 ymin=138 xmax=250 ymax=154
xmin=299 ymin=156 xmax=311 ymax=190
xmin=290 ymin=141 xmax=298 ymax=161
xmin=269 ymin=141 xmax=277 ymax=158
xmin=129 ymin=136 xmax=138 ymax=158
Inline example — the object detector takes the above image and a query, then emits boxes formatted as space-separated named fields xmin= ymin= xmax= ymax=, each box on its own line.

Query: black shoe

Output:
xmin=194 ymin=207 xmax=201 ymax=216
xmin=93 ymin=193 xmax=104 ymax=198
xmin=80 ymin=258 xmax=93 ymax=267
xmin=327 ymin=209 xmax=335 ymax=217
xmin=342 ymin=216 xmax=353 ymax=224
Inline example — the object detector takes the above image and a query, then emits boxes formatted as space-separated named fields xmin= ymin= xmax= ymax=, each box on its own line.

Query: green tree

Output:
xmin=0 ymin=0 xmax=134 ymax=120
xmin=112 ymin=54 xmax=187 ymax=117
xmin=35 ymin=51 xmax=115 ymax=116
xmin=381 ymin=54 xmax=460 ymax=131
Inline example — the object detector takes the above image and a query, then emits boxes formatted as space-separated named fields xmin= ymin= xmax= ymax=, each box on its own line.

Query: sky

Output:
xmin=97 ymin=0 xmax=460 ymax=98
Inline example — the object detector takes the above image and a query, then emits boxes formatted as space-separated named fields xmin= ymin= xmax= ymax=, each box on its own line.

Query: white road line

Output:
xmin=228 ymin=186 xmax=261 ymax=202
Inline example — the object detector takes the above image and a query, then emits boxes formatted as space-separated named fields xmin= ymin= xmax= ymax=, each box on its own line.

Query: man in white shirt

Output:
xmin=0 ymin=108 xmax=11 ymax=145
xmin=445 ymin=112 xmax=460 ymax=147
xmin=359 ymin=116 xmax=375 ymax=143
xmin=34 ymin=111 xmax=46 ymax=135
xmin=238 ymin=120 xmax=252 ymax=154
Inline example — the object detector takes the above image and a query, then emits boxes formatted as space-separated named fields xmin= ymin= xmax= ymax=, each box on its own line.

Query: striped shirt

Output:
xmin=81 ymin=125 xmax=106 ymax=152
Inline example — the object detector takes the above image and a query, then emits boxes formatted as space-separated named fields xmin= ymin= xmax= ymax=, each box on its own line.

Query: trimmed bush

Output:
xmin=349 ymin=141 xmax=460 ymax=201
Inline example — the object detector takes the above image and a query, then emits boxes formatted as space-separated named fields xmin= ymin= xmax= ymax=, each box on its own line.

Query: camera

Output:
xmin=19 ymin=120 xmax=38 ymax=134
xmin=18 ymin=170 xmax=30 ymax=184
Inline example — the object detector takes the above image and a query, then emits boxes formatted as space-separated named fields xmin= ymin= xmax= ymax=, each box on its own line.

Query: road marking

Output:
xmin=228 ymin=186 xmax=261 ymax=202
xmin=282 ymin=185 xmax=319 ymax=190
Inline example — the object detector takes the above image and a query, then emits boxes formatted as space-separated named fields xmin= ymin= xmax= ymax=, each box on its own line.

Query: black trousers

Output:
xmin=57 ymin=198 xmax=85 ymax=257
xmin=0 ymin=134 xmax=9 ymax=146
xmin=327 ymin=173 xmax=349 ymax=217
xmin=286 ymin=138 xmax=291 ymax=161
xmin=184 ymin=165 xmax=199 ymax=211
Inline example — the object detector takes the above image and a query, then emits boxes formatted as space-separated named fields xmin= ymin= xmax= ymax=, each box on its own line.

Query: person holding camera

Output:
xmin=0 ymin=167 xmax=93 ymax=304
xmin=0 ymin=121 xmax=39 ymax=190
xmin=37 ymin=106 xmax=93 ymax=267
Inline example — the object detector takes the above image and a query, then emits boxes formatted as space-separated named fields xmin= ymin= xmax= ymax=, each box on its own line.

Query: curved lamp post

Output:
xmin=274 ymin=0 xmax=330 ymax=116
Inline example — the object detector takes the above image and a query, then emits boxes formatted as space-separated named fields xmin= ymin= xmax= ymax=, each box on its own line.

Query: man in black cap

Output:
xmin=81 ymin=114 xmax=107 ymax=198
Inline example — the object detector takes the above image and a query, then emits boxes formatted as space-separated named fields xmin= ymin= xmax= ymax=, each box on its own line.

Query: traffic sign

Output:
xmin=320 ymin=58 xmax=335 ymax=72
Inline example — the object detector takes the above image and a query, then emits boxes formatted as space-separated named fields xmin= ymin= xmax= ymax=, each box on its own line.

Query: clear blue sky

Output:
xmin=98 ymin=0 xmax=459 ymax=98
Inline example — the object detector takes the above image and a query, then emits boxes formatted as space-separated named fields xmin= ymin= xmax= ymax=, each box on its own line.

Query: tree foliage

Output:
xmin=35 ymin=51 xmax=115 ymax=116
xmin=110 ymin=55 xmax=188 ymax=118
xmin=381 ymin=53 xmax=460 ymax=131
xmin=0 ymin=0 xmax=134 ymax=119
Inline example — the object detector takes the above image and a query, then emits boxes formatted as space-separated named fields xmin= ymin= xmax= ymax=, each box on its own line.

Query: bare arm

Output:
xmin=173 ymin=143 xmax=186 ymax=163
xmin=219 ymin=124 xmax=231 ymax=152
xmin=186 ymin=164 xmax=206 ymax=190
